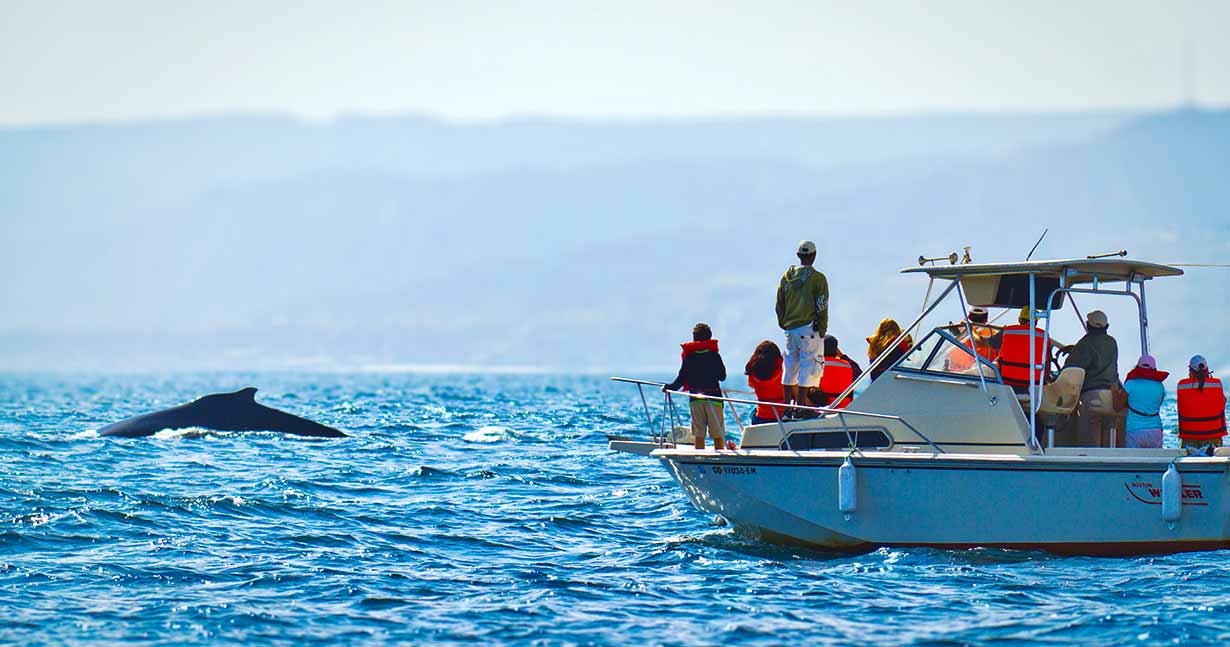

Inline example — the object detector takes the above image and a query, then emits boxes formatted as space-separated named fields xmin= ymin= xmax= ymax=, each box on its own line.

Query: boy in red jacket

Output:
xmin=664 ymin=323 xmax=728 ymax=450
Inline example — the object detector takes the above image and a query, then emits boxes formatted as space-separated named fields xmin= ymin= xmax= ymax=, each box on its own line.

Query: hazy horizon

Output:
xmin=5 ymin=107 xmax=1229 ymax=377
xmin=3 ymin=1 xmax=1228 ymax=126
xmin=4 ymin=3 xmax=1230 ymax=377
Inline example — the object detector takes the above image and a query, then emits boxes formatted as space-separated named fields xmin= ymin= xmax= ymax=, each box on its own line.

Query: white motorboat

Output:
xmin=612 ymin=257 xmax=1230 ymax=556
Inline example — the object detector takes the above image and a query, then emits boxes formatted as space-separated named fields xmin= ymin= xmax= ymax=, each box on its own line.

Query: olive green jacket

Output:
xmin=776 ymin=265 xmax=829 ymax=334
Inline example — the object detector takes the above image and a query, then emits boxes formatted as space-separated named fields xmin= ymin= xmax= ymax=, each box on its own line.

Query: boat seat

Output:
xmin=1037 ymin=367 xmax=1086 ymax=415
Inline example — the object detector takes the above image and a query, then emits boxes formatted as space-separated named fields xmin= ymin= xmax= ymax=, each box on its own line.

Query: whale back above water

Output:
xmin=97 ymin=387 xmax=346 ymax=438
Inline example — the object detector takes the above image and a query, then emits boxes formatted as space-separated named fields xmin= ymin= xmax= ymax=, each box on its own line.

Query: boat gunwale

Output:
xmin=652 ymin=448 xmax=1230 ymax=471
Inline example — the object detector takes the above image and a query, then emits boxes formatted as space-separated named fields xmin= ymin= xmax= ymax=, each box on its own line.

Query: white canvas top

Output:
xmin=901 ymin=258 xmax=1183 ymax=284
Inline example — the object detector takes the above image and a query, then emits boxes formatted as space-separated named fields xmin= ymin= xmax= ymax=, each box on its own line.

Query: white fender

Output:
xmin=838 ymin=457 xmax=857 ymax=518
xmin=1161 ymin=463 xmax=1182 ymax=524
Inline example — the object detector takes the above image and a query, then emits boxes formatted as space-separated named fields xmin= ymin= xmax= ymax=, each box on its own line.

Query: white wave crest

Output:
xmin=152 ymin=427 xmax=214 ymax=440
xmin=462 ymin=425 xmax=516 ymax=443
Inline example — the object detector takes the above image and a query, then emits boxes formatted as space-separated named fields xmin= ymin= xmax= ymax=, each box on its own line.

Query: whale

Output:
xmin=98 ymin=387 xmax=346 ymax=438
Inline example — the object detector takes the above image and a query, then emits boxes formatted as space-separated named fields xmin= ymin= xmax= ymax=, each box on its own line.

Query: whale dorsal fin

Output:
xmin=231 ymin=387 xmax=258 ymax=402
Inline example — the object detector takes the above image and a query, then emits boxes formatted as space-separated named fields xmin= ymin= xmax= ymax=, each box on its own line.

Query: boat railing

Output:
xmin=610 ymin=376 xmax=944 ymax=454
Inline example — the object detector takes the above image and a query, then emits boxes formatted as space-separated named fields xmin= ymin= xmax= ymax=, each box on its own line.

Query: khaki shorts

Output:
xmin=689 ymin=400 xmax=726 ymax=441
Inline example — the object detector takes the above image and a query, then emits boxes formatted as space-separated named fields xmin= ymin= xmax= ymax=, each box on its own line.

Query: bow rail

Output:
xmin=610 ymin=376 xmax=944 ymax=454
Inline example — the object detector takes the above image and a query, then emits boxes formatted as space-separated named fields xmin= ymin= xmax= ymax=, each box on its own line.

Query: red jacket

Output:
xmin=747 ymin=358 xmax=785 ymax=420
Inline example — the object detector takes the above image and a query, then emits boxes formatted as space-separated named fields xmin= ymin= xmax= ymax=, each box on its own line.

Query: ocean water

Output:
xmin=1 ymin=372 xmax=1227 ymax=646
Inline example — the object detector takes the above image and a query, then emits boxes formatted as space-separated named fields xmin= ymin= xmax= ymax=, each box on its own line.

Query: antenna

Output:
xmin=1086 ymin=250 xmax=1128 ymax=260
xmin=1025 ymin=228 xmax=1048 ymax=261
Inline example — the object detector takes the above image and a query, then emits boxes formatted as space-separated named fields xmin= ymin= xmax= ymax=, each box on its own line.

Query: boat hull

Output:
xmin=659 ymin=451 xmax=1230 ymax=556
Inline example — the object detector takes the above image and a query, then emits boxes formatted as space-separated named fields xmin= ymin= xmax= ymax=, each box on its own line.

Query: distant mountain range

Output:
xmin=3 ymin=108 xmax=1227 ymax=376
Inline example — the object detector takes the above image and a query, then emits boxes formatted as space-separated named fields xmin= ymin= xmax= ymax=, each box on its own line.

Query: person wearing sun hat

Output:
xmin=1123 ymin=355 xmax=1169 ymax=448
xmin=1063 ymin=310 xmax=1121 ymax=446
xmin=1177 ymin=354 xmax=1226 ymax=451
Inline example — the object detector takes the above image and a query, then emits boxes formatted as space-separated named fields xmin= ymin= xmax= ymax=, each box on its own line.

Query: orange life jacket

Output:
xmin=747 ymin=361 xmax=786 ymax=420
xmin=949 ymin=325 xmax=996 ymax=372
xmin=1177 ymin=377 xmax=1227 ymax=440
xmin=819 ymin=356 xmax=854 ymax=408
xmin=997 ymin=324 xmax=1048 ymax=387
xmin=968 ymin=325 xmax=998 ymax=362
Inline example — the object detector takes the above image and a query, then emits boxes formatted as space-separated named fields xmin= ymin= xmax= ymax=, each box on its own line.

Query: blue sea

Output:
xmin=1 ymin=372 xmax=1228 ymax=646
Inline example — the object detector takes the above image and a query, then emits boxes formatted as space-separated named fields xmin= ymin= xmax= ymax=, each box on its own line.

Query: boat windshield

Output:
xmin=895 ymin=329 xmax=999 ymax=380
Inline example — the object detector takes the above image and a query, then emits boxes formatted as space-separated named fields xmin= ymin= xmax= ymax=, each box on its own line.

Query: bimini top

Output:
xmin=901 ymin=258 xmax=1183 ymax=284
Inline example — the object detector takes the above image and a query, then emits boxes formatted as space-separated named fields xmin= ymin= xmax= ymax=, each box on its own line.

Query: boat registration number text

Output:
xmin=712 ymin=465 xmax=757 ymax=475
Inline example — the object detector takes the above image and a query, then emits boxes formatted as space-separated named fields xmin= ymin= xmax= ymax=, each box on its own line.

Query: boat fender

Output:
xmin=838 ymin=457 xmax=857 ymax=519
xmin=1161 ymin=463 xmax=1182 ymax=525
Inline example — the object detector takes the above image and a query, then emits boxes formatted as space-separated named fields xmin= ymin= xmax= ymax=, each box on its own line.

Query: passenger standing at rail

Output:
xmin=1123 ymin=355 xmax=1168 ymax=448
xmin=867 ymin=319 xmax=913 ymax=381
xmin=663 ymin=323 xmax=728 ymax=450
xmin=1177 ymin=355 xmax=1226 ymax=452
xmin=776 ymin=240 xmax=829 ymax=412
xmin=1062 ymin=310 xmax=1121 ymax=447
xmin=745 ymin=341 xmax=786 ymax=424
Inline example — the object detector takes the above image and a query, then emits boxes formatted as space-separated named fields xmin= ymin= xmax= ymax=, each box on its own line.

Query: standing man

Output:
xmin=776 ymin=240 xmax=829 ymax=411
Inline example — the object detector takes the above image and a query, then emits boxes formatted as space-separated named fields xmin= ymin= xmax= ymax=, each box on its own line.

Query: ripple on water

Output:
xmin=0 ymin=374 xmax=1226 ymax=646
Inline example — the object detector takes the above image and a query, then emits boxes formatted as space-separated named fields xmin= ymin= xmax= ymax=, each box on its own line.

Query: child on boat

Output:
xmin=745 ymin=341 xmax=786 ymax=424
xmin=664 ymin=323 xmax=728 ymax=450
xmin=1123 ymin=355 xmax=1168 ymax=448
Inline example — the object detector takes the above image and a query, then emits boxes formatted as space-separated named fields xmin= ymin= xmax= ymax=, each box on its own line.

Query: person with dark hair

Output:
xmin=963 ymin=307 xmax=1000 ymax=361
xmin=745 ymin=340 xmax=785 ymax=424
xmin=1177 ymin=354 xmax=1226 ymax=451
xmin=664 ymin=323 xmax=728 ymax=450
xmin=817 ymin=336 xmax=862 ymax=408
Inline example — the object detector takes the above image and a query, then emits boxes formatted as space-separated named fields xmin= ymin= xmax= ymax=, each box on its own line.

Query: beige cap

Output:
xmin=1086 ymin=310 xmax=1109 ymax=328
xmin=797 ymin=240 xmax=816 ymax=255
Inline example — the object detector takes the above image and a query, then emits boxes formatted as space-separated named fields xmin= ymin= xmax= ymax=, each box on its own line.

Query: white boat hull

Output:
xmin=658 ymin=450 xmax=1230 ymax=556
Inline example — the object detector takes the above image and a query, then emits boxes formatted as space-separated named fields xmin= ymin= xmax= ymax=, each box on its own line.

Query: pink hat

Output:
xmin=1136 ymin=355 xmax=1156 ymax=370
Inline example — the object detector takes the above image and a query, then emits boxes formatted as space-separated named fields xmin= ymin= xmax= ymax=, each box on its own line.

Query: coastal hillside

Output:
xmin=3 ymin=109 xmax=1225 ymax=373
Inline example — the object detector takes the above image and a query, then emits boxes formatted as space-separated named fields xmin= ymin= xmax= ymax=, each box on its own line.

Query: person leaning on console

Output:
xmin=1062 ymin=310 xmax=1123 ymax=447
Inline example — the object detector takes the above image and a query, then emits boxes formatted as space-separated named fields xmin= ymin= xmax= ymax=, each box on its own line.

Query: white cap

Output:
xmin=1190 ymin=355 xmax=1209 ymax=371
xmin=797 ymin=240 xmax=816 ymax=255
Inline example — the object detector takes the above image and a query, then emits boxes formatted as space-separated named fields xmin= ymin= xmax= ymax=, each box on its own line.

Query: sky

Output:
xmin=2 ymin=0 xmax=1228 ymax=126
